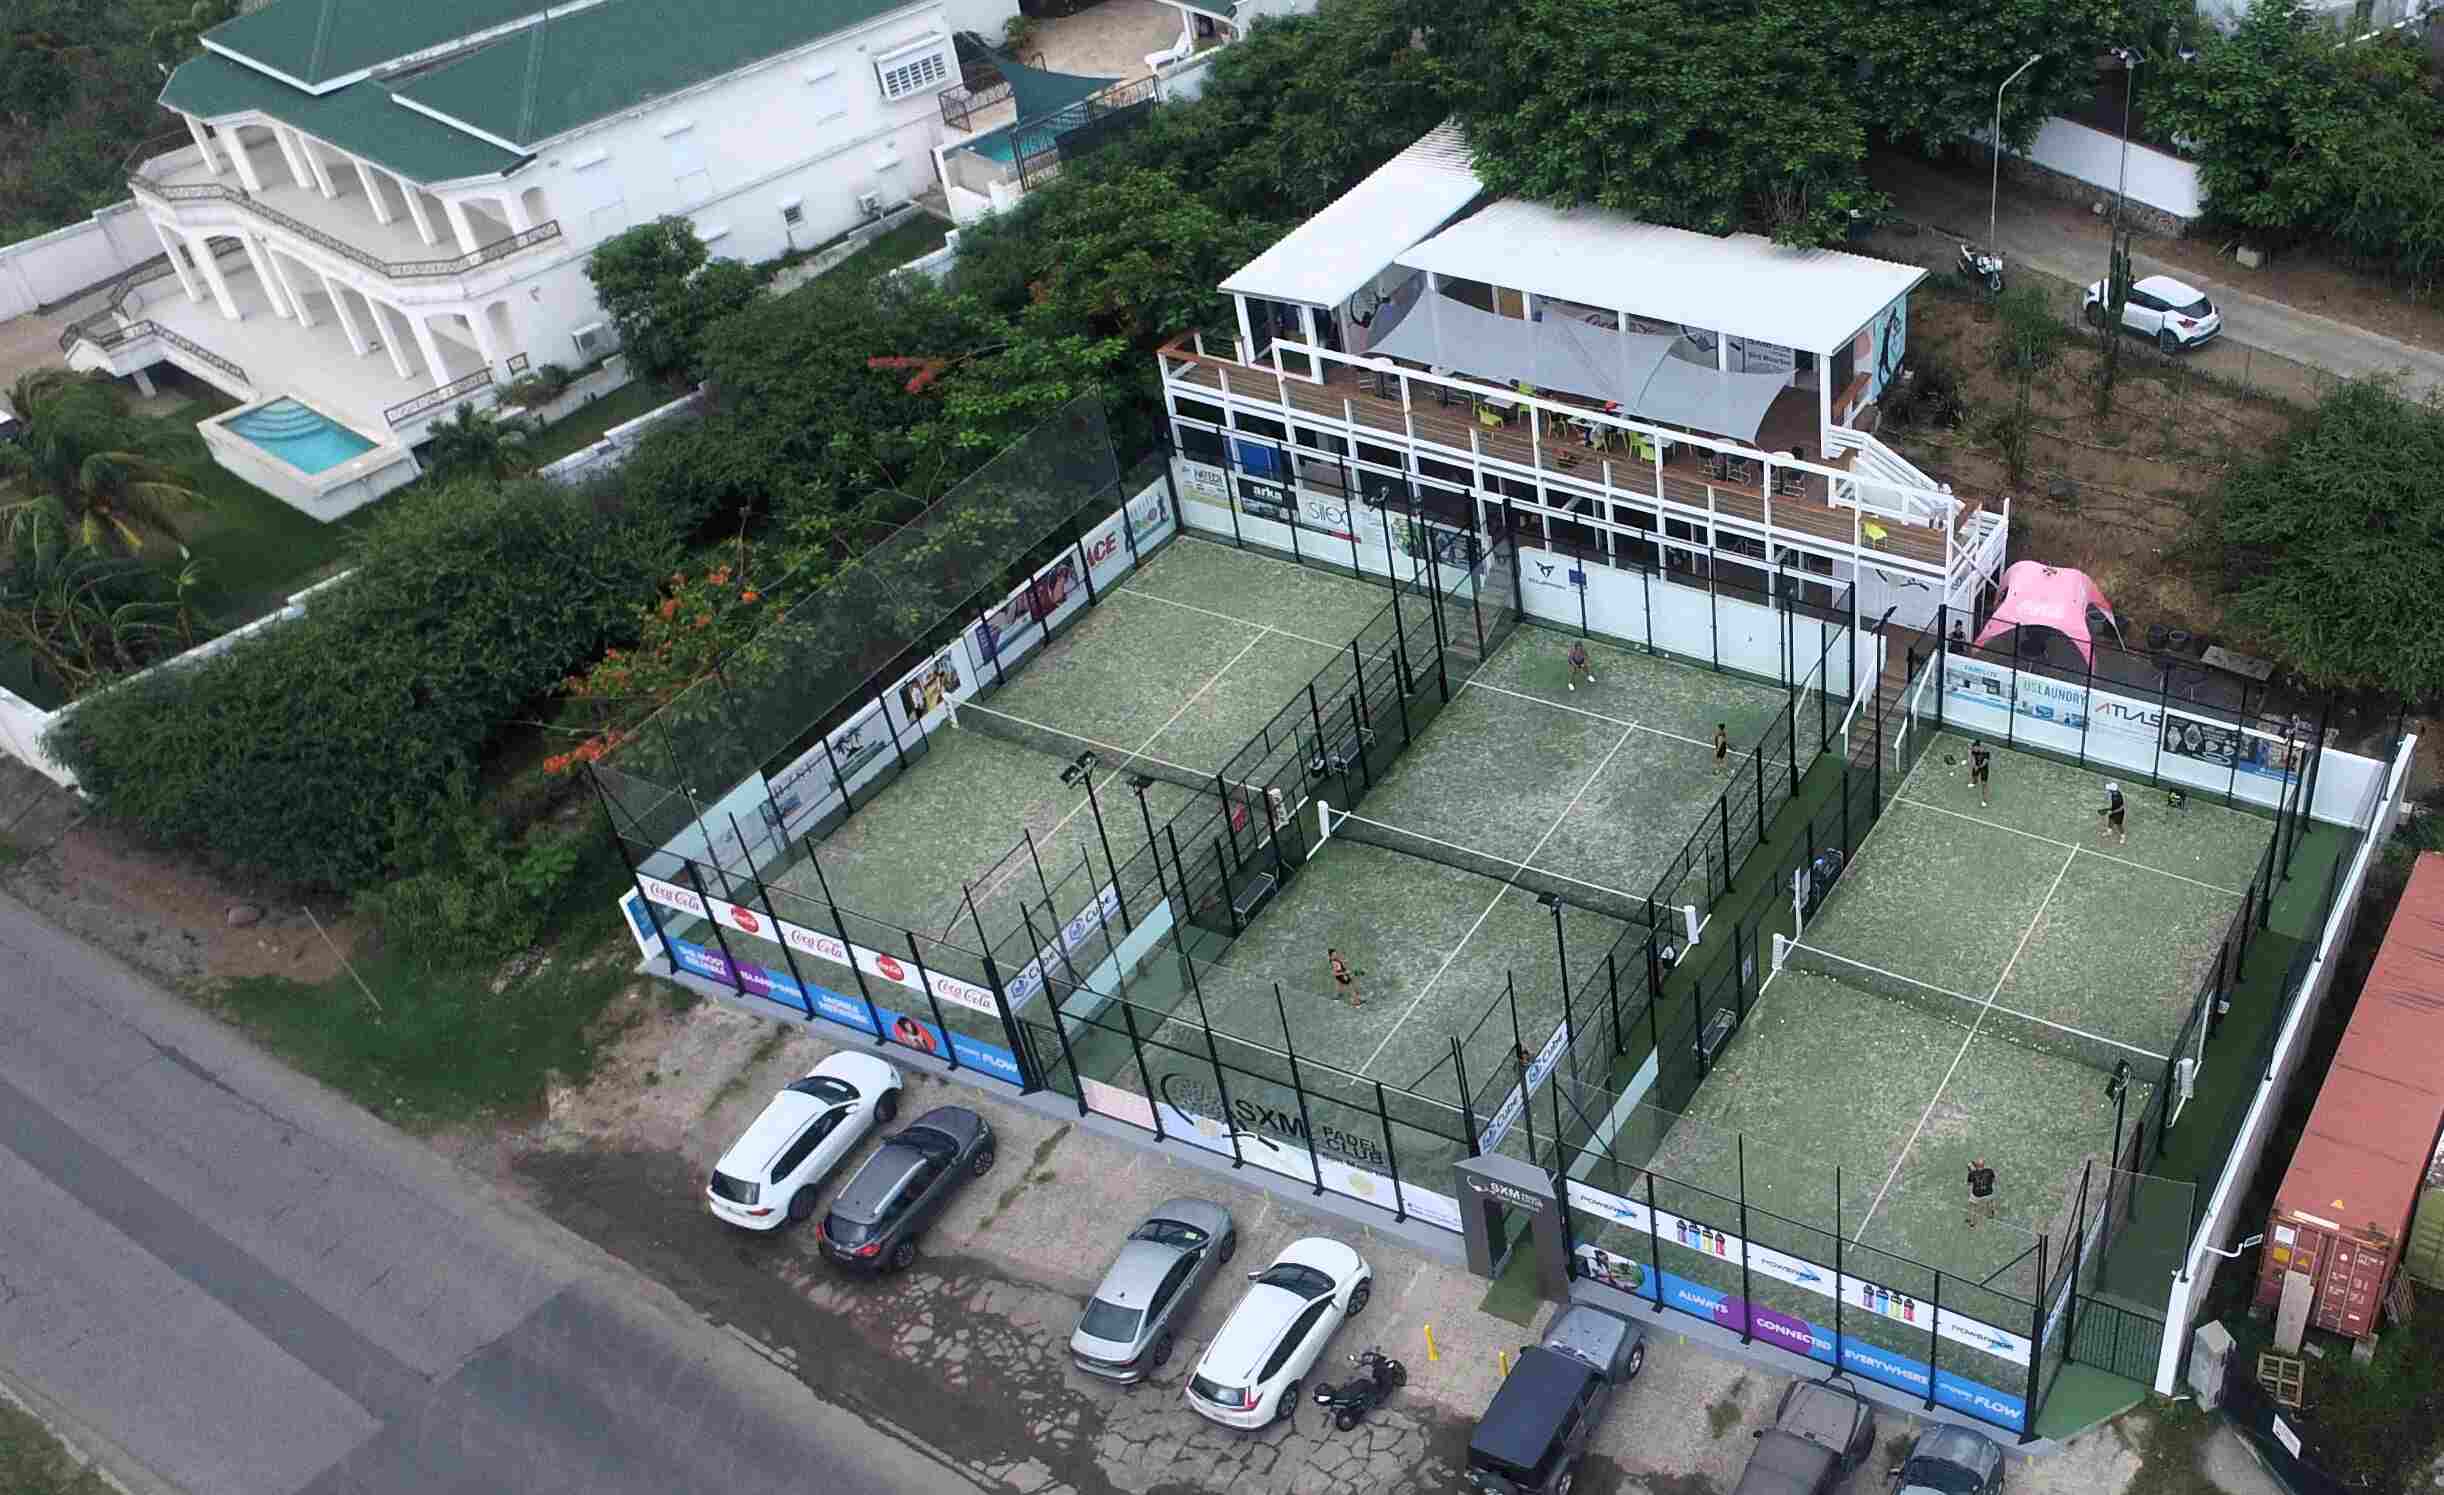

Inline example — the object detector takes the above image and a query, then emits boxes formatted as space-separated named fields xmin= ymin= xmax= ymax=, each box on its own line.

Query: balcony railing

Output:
xmin=62 ymin=316 xmax=251 ymax=388
xmin=383 ymin=368 xmax=495 ymax=427
xmin=130 ymin=148 xmax=561 ymax=282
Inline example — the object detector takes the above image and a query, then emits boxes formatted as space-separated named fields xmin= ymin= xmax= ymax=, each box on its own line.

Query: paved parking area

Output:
xmin=467 ymin=978 xmax=2277 ymax=1495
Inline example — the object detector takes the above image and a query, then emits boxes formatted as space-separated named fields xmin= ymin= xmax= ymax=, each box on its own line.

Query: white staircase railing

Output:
xmin=1827 ymin=427 xmax=1960 ymax=528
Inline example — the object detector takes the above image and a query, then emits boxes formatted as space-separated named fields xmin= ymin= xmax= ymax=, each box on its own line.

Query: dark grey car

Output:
xmin=1731 ymin=1374 xmax=1878 ymax=1495
xmin=1892 ymin=1425 xmax=2004 ymax=1495
xmin=816 ymin=1106 xmax=994 ymax=1273
xmin=1070 ymin=1199 xmax=1237 ymax=1383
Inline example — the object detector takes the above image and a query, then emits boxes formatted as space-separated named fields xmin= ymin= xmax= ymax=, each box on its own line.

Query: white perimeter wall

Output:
xmin=2153 ymin=732 xmax=2416 ymax=1393
xmin=0 ymin=200 xmax=163 ymax=320
xmin=1985 ymin=117 xmax=2205 ymax=222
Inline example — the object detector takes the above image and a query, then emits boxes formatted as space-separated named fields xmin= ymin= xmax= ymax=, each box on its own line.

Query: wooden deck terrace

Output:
xmin=1161 ymin=345 xmax=1968 ymax=574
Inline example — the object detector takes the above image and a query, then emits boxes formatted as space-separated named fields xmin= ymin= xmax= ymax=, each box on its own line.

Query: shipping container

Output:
xmin=2252 ymin=853 xmax=2444 ymax=1340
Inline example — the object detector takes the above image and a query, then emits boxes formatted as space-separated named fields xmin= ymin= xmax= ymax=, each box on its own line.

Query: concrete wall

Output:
xmin=0 ymin=569 xmax=357 ymax=789
xmin=0 ymin=201 xmax=163 ymax=319
xmin=536 ymin=386 xmax=709 ymax=485
xmin=1980 ymin=117 xmax=2206 ymax=234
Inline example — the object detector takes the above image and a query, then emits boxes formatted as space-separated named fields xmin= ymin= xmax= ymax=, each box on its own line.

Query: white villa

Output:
xmin=61 ymin=0 xmax=1021 ymax=512
xmin=1159 ymin=124 xmax=2009 ymax=635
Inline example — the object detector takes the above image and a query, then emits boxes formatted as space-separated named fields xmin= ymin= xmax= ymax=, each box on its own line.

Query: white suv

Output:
xmin=706 ymin=1052 xmax=901 ymax=1230
xmin=1185 ymin=1238 xmax=1372 ymax=1429
xmin=2083 ymin=273 xmax=2223 ymax=352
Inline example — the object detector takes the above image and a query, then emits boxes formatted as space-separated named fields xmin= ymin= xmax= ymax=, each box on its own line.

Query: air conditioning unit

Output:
xmin=571 ymin=322 xmax=612 ymax=360
xmin=856 ymin=191 xmax=885 ymax=219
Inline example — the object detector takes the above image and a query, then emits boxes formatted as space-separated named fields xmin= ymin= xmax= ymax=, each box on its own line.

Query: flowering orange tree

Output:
xmin=547 ymin=555 xmax=784 ymax=775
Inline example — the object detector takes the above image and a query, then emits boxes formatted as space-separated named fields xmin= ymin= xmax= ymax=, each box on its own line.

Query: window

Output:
xmin=803 ymin=63 xmax=848 ymax=123
xmin=1260 ymin=1301 xmax=1331 ymax=1381
xmin=1148 ymin=1255 xmax=1200 ymax=1317
xmin=875 ymin=40 xmax=951 ymax=101
xmin=570 ymin=155 xmax=625 ymax=237
xmin=771 ymin=1111 xmax=841 ymax=1181
xmin=663 ymin=121 xmax=711 ymax=200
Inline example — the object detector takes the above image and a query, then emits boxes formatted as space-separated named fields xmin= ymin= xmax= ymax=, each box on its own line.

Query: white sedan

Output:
xmin=2083 ymin=273 xmax=2223 ymax=352
xmin=706 ymin=1051 xmax=901 ymax=1230
xmin=1185 ymin=1238 xmax=1372 ymax=1429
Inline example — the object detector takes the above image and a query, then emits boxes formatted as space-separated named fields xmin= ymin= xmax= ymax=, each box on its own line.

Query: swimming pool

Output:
xmin=223 ymin=397 xmax=376 ymax=474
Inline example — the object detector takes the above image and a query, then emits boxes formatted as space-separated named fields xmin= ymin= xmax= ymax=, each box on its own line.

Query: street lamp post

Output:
xmin=2110 ymin=48 xmax=2142 ymax=244
xmin=1990 ymin=52 xmax=2046 ymax=262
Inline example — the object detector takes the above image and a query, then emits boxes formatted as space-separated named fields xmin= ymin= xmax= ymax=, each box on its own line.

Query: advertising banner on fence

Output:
xmin=762 ymin=698 xmax=897 ymax=845
xmin=1942 ymin=652 xmax=2160 ymax=754
xmin=1563 ymin=1178 xmax=2031 ymax=1366
xmin=1005 ymin=881 xmax=1126 ymax=1011
xmin=1573 ymin=1242 xmax=2027 ymax=1432
xmin=619 ymin=889 xmax=665 ymax=962
xmin=660 ymin=933 xmax=1024 ymax=1084
xmin=1478 ymin=1020 xmax=1573 ymax=1153
xmin=1128 ymin=1083 xmax=1464 ymax=1233
xmin=631 ymin=876 xmax=1001 ymax=1017
xmin=2161 ymin=709 xmax=2305 ymax=786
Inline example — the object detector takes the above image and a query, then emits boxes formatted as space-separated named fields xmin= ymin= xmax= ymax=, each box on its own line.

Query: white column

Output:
xmin=371 ymin=300 xmax=417 ymax=379
xmin=319 ymin=271 xmax=370 ymax=355
xmin=224 ymin=127 xmax=267 ymax=194
xmin=297 ymin=135 xmax=340 ymax=199
xmin=183 ymin=115 xmax=222 ymax=176
xmin=237 ymin=232 xmax=292 ymax=319
xmin=441 ymin=197 xmax=482 ymax=257
xmin=185 ymin=231 xmax=242 ymax=321
xmin=409 ymin=312 xmax=452 ymax=383
xmin=265 ymin=246 xmax=317 ymax=328
xmin=130 ymin=368 xmax=158 ymax=398
xmin=152 ymin=219 xmax=203 ymax=304
xmin=351 ymin=159 xmax=396 ymax=224
xmin=273 ymin=127 xmax=314 ymax=190
xmin=501 ymin=192 xmax=532 ymax=232
xmin=465 ymin=304 xmax=507 ymax=376
xmin=398 ymin=178 xmax=440 ymax=246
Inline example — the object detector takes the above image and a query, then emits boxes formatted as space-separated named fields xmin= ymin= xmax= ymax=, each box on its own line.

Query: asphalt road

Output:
xmin=0 ymin=890 xmax=970 ymax=1495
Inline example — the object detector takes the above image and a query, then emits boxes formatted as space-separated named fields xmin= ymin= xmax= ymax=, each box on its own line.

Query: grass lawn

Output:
xmin=524 ymin=380 xmax=676 ymax=468
xmin=148 ymin=396 xmax=377 ymax=625
xmin=819 ymin=215 xmax=951 ymax=284
xmin=212 ymin=841 xmax=652 ymax=1132
xmin=0 ymin=1400 xmax=113 ymax=1495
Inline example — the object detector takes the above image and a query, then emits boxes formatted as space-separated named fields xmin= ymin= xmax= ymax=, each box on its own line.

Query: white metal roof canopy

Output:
xmin=1394 ymin=201 xmax=1925 ymax=355
xmin=1218 ymin=121 xmax=1483 ymax=311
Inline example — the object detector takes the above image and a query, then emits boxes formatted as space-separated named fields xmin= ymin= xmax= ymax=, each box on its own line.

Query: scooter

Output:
xmin=1313 ymin=1347 xmax=1407 ymax=1430
xmin=1957 ymin=241 xmax=2005 ymax=293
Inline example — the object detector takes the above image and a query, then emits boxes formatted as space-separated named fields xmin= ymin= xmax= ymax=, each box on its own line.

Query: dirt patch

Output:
xmin=1884 ymin=284 xmax=2294 ymax=647
xmin=0 ymin=772 xmax=353 ymax=996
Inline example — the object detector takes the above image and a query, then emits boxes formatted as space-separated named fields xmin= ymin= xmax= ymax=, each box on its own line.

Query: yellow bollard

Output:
xmin=1498 ymin=1349 xmax=1509 ymax=1378
xmin=1424 ymin=1324 xmax=1440 ymax=1362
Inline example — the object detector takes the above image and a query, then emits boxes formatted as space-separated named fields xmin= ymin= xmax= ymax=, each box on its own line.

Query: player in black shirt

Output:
xmin=2098 ymin=782 xmax=2127 ymax=844
xmin=1965 ymin=739 xmax=1992 ymax=806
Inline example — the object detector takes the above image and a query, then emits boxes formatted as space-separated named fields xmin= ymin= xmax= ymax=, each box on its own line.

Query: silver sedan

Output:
xmin=1069 ymin=1198 xmax=1237 ymax=1383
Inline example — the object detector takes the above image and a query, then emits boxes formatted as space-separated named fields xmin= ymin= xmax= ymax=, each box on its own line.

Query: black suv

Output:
xmin=1731 ymin=1374 xmax=1878 ymax=1495
xmin=1466 ymin=1306 xmax=1647 ymax=1494
xmin=816 ymin=1106 xmax=994 ymax=1272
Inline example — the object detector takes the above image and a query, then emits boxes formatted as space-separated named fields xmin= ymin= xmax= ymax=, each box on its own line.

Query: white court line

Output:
xmin=1114 ymin=582 xmax=1347 ymax=652
xmin=973 ymin=633 xmax=1266 ymax=909
xmin=1892 ymin=793 xmax=2248 ymax=897
xmin=1354 ymin=723 xmax=1639 ymax=1079
xmin=1462 ymin=676 xmax=1799 ymax=761
xmin=1851 ymin=843 xmax=2081 ymax=1247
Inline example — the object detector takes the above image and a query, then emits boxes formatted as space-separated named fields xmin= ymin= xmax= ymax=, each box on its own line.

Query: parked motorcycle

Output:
xmin=1957 ymin=241 xmax=2005 ymax=293
xmin=1313 ymin=1347 xmax=1407 ymax=1430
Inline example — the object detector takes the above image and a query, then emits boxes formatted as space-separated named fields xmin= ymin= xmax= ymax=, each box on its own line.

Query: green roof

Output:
xmin=203 ymin=0 xmax=555 ymax=89
xmin=163 ymin=53 xmax=524 ymax=184
xmin=393 ymin=0 xmax=910 ymax=148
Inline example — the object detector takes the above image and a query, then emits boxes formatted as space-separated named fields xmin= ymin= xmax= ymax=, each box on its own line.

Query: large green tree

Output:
xmin=584 ymin=216 xmax=764 ymax=385
xmin=2214 ymin=379 xmax=2444 ymax=700
xmin=1421 ymin=0 xmax=2179 ymax=245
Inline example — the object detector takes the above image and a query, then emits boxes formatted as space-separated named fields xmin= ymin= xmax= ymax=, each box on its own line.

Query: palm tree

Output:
xmin=0 ymin=370 xmax=210 ymax=555
xmin=422 ymin=402 xmax=536 ymax=480
xmin=0 ymin=509 xmax=205 ymax=699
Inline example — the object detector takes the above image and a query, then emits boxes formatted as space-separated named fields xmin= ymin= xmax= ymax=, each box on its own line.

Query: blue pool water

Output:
xmin=225 ymin=398 xmax=375 ymax=474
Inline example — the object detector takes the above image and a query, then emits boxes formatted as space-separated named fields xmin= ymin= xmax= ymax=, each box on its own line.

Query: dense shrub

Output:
xmin=47 ymin=478 xmax=678 ymax=889
xmin=353 ymin=775 xmax=594 ymax=970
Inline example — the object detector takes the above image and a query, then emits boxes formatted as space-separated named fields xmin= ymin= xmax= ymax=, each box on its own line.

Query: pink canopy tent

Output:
xmin=1971 ymin=561 xmax=2126 ymax=665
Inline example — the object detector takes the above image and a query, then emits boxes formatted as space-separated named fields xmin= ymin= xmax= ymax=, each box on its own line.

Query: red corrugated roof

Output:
xmin=2273 ymin=854 xmax=2444 ymax=1246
